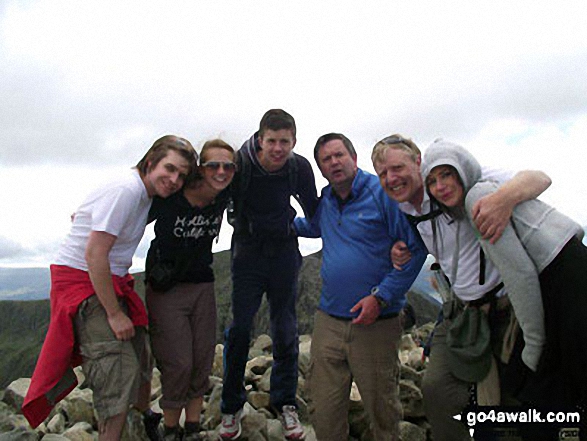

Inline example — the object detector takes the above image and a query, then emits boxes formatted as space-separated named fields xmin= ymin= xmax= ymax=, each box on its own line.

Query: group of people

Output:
xmin=20 ymin=108 xmax=587 ymax=441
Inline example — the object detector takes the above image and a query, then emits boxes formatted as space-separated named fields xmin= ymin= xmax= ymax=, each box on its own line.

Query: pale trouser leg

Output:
xmin=350 ymin=315 xmax=403 ymax=441
xmin=307 ymin=311 xmax=352 ymax=441
xmin=422 ymin=319 xmax=472 ymax=441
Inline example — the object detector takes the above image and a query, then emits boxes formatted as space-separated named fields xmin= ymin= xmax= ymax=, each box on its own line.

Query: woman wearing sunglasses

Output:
xmin=145 ymin=139 xmax=237 ymax=441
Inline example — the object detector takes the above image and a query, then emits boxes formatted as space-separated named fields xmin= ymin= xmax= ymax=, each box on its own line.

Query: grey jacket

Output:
xmin=421 ymin=141 xmax=584 ymax=371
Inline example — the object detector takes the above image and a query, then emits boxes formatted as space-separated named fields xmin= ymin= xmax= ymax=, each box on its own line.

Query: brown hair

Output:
xmin=313 ymin=133 xmax=357 ymax=166
xmin=200 ymin=138 xmax=235 ymax=163
xmin=258 ymin=109 xmax=296 ymax=139
xmin=135 ymin=135 xmax=198 ymax=176
xmin=184 ymin=139 xmax=236 ymax=187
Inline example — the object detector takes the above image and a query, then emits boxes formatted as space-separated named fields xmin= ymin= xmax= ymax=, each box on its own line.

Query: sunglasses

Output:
xmin=201 ymin=161 xmax=237 ymax=171
xmin=380 ymin=135 xmax=409 ymax=145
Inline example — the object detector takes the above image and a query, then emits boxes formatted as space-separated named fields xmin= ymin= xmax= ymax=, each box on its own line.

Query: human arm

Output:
xmin=295 ymin=155 xmax=320 ymax=219
xmin=353 ymin=201 xmax=427 ymax=324
xmin=85 ymin=231 xmax=135 ymax=341
xmin=471 ymin=170 xmax=551 ymax=244
xmin=85 ymin=231 xmax=135 ymax=340
xmin=391 ymin=240 xmax=411 ymax=270
xmin=293 ymin=187 xmax=323 ymax=238
xmin=350 ymin=295 xmax=381 ymax=325
xmin=466 ymin=183 xmax=545 ymax=371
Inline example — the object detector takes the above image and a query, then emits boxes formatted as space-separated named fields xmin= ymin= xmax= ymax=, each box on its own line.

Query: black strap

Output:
xmin=405 ymin=208 xmax=443 ymax=226
xmin=479 ymin=248 xmax=486 ymax=285
xmin=467 ymin=282 xmax=505 ymax=308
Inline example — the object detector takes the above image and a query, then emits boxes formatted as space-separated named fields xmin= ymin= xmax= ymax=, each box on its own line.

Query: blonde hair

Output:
xmin=371 ymin=134 xmax=421 ymax=165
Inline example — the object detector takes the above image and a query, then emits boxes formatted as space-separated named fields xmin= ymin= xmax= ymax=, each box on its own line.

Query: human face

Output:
xmin=257 ymin=129 xmax=296 ymax=172
xmin=200 ymin=148 xmax=236 ymax=193
xmin=143 ymin=149 xmax=191 ymax=198
xmin=426 ymin=165 xmax=464 ymax=208
xmin=373 ymin=148 xmax=423 ymax=207
xmin=317 ymin=139 xmax=358 ymax=192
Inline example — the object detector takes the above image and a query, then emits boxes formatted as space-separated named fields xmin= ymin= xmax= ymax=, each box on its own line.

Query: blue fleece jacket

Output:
xmin=294 ymin=169 xmax=426 ymax=318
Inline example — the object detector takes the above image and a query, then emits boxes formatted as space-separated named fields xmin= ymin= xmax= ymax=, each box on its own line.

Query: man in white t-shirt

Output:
xmin=370 ymin=134 xmax=551 ymax=441
xmin=23 ymin=135 xmax=197 ymax=441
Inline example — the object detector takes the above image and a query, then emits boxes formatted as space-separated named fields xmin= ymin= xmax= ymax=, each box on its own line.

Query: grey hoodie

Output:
xmin=422 ymin=140 xmax=553 ymax=372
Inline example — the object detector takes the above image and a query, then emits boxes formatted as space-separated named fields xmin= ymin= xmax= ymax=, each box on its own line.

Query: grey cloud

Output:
xmin=0 ymin=236 xmax=27 ymax=259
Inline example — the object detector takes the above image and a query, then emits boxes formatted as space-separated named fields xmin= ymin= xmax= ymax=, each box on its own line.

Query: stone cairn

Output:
xmin=0 ymin=323 xmax=435 ymax=441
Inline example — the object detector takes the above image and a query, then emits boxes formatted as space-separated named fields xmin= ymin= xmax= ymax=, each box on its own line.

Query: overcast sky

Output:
xmin=1 ymin=0 xmax=586 ymax=269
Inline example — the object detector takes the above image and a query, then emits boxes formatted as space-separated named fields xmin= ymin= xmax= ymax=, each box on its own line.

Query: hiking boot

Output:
xmin=219 ymin=409 xmax=243 ymax=440
xmin=143 ymin=410 xmax=164 ymax=441
xmin=183 ymin=430 xmax=202 ymax=441
xmin=162 ymin=426 xmax=183 ymax=441
xmin=183 ymin=422 xmax=202 ymax=441
xmin=279 ymin=405 xmax=305 ymax=440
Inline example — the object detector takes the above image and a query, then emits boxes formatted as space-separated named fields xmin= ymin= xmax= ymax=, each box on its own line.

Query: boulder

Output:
xmin=2 ymin=379 xmax=30 ymax=413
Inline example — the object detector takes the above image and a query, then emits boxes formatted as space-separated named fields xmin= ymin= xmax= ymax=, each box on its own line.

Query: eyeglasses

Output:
xmin=201 ymin=161 xmax=237 ymax=171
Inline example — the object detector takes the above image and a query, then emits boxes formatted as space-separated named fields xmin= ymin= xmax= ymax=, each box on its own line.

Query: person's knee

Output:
xmin=422 ymin=372 xmax=469 ymax=416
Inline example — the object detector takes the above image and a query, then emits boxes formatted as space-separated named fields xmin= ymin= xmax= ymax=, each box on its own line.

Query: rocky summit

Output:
xmin=0 ymin=325 xmax=435 ymax=441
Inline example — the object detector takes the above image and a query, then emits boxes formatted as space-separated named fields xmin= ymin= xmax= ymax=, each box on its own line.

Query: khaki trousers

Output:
xmin=307 ymin=310 xmax=403 ymax=441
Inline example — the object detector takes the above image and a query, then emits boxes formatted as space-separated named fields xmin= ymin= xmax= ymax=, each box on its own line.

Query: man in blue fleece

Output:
xmin=294 ymin=133 xmax=426 ymax=441
xmin=220 ymin=109 xmax=319 ymax=441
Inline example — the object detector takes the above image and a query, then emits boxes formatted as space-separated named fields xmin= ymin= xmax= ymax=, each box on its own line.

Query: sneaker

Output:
xmin=280 ymin=405 xmax=305 ymax=440
xmin=219 ymin=409 xmax=243 ymax=440
xmin=143 ymin=410 xmax=164 ymax=441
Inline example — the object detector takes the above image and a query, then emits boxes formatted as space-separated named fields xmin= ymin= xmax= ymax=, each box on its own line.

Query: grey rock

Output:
xmin=246 ymin=356 xmax=273 ymax=376
xmin=0 ymin=428 xmax=37 ymax=441
xmin=399 ymin=420 xmax=427 ymax=441
xmin=247 ymin=391 xmax=270 ymax=411
xmin=47 ymin=412 xmax=66 ymax=433
xmin=399 ymin=379 xmax=425 ymax=418
xmin=239 ymin=409 xmax=268 ymax=441
xmin=211 ymin=344 xmax=224 ymax=379
xmin=251 ymin=334 xmax=272 ymax=353
xmin=62 ymin=422 xmax=94 ymax=441
xmin=2 ymin=379 xmax=30 ymax=413
xmin=202 ymin=383 xmax=223 ymax=430
xmin=256 ymin=367 xmax=271 ymax=393
xmin=57 ymin=388 xmax=95 ymax=426
xmin=400 ymin=364 xmax=423 ymax=389
xmin=120 ymin=408 xmax=148 ymax=441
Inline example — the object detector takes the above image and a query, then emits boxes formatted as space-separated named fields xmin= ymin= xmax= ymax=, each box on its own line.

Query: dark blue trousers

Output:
xmin=221 ymin=238 xmax=302 ymax=414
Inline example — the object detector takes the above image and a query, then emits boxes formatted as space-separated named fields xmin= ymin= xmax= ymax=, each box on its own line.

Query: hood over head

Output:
xmin=421 ymin=139 xmax=482 ymax=194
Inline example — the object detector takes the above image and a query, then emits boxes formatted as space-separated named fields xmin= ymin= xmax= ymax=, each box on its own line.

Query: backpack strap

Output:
xmin=227 ymin=148 xmax=250 ymax=227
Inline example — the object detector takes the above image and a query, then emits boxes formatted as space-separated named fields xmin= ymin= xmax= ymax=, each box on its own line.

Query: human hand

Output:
xmin=350 ymin=296 xmax=380 ymax=325
xmin=391 ymin=241 xmax=411 ymax=270
xmin=471 ymin=192 xmax=513 ymax=244
xmin=107 ymin=310 xmax=135 ymax=341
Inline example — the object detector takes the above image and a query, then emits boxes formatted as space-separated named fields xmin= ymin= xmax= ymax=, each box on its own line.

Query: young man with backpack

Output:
xmin=220 ymin=109 xmax=319 ymax=440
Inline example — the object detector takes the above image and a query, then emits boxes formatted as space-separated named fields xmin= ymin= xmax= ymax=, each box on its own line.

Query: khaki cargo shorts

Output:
xmin=74 ymin=295 xmax=152 ymax=420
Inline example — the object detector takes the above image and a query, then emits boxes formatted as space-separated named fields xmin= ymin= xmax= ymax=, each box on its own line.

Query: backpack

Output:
xmin=226 ymin=147 xmax=300 ymax=227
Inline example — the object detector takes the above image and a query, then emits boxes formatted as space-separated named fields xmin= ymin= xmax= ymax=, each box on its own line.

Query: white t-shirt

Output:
xmin=55 ymin=169 xmax=152 ymax=276
xmin=400 ymin=166 xmax=513 ymax=301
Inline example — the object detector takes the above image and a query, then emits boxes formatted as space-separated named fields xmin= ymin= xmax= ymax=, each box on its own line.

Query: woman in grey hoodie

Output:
xmin=422 ymin=140 xmax=587 ymax=407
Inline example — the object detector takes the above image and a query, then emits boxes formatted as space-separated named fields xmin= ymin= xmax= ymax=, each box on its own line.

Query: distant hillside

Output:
xmin=0 ymin=250 xmax=440 ymax=389
xmin=0 ymin=267 xmax=50 ymax=301
xmin=0 ymin=300 xmax=51 ymax=389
